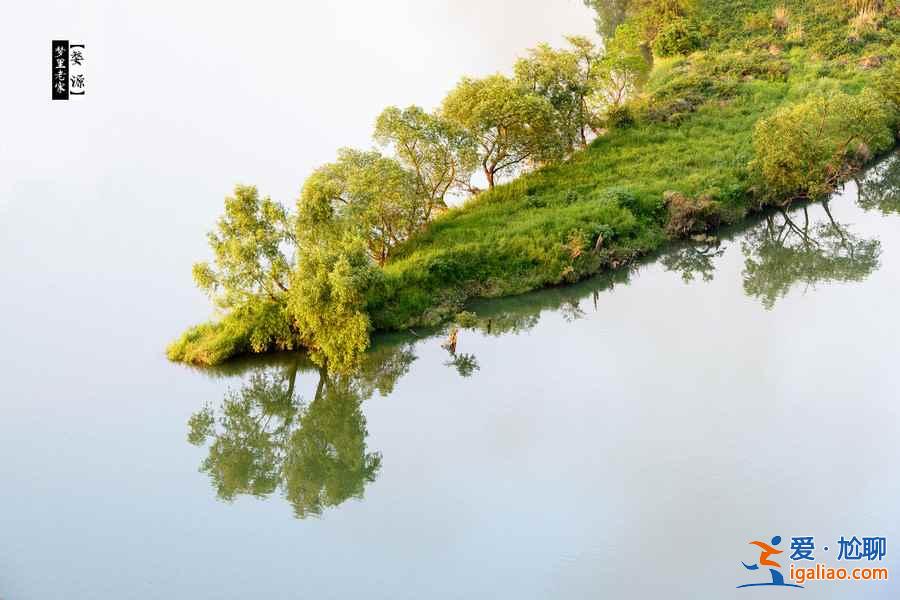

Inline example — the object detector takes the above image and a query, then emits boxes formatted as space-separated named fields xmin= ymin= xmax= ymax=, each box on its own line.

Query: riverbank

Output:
xmin=169 ymin=0 xmax=899 ymax=368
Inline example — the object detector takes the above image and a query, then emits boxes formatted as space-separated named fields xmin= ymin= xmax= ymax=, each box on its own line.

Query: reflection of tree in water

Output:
xmin=661 ymin=236 xmax=726 ymax=283
xmin=445 ymin=352 xmax=480 ymax=377
xmin=189 ymin=343 xmax=415 ymax=518
xmin=741 ymin=202 xmax=881 ymax=309
xmin=857 ymin=153 xmax=900 ymax=215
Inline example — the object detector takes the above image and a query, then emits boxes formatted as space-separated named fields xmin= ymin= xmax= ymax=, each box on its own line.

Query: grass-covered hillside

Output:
xmin=169 ymin=0 xmax=899 ymax=369
xmin=369 ymin=0 xmax=899 ymax=329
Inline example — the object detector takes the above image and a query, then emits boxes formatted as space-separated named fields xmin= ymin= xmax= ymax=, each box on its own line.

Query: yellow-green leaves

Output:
xmin=288 ymin=236 xmax=381 ymax=374
xmin=196 ymin=185 xmax=295 ymax=309
xmin=752 ymin=90 xmax=895 ymax=202
xmin=514 ymin=37 xmax=604 ymax=149
xmin=298 ymin=148 xmax=425 ymax=266
xmin=374 ymin=105 xmax=478 ymax=211
xmin=442 ymin=74 xmax=562 ymax=188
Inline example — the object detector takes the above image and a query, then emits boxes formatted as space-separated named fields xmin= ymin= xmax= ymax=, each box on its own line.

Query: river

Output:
xmin=2 ymin=153 xmax=899 ymax=599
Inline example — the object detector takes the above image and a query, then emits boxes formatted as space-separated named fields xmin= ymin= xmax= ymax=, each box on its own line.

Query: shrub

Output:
xmin=751 ymin=90 xmax=895 ymax=201
xmin=663 ymin=191 xmax=723 ymax=237
xmin=874 ymin=58 xmax=900 ymax=109
xmin=772 ymin=6 xmax=790 ymax=33
xmin=849 ymin=9 xmax=880 ymax=41
xmin=165 ymin=300 xmax=298 ymax=366
xmin=606 ymin=104 xmax=635 ymax=128
xmin=653 ymin=19 xmax=702 ymax=57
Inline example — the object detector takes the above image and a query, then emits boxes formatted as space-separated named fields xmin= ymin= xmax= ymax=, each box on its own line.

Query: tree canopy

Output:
xmin=442 ymin=74 xmax=562 ymax=189
xmin=752 ymin=90 xmax=895 ymax=202
xmin=374 ymin=106 xmax=478 ymax=209
xmin=298 ymin=148 xmax=426 ymax=266
xmin=192 ymin=185 xmax=296 ymax=309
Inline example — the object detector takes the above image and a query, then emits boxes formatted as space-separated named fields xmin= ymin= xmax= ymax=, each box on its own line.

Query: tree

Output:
xmin=374 ymin=106 xmax=478 ymax=210
xmin=752 ymin=90 xmax=895 ymax=202
xmin=287 ymin=234 xmax=382 ymax=373
xmin=514 ymin=36 xmax=604 ymax=149
xmin=441 ymin=74 xmax=562 ymax=189
xmin=283 ymin=373 xmax=382 ymax=518
xmin=298 ymin=148 xmax=426 ymax=265
xmin=652 ymin=18 xmax=702 ymax=56
xmin=583 ymin=0 xmax=694 ymax=45
xmin=582 ymin=0 xmax=631 ymax=41
xmin=592 ymin=22 xmax=651 ymax=111
xmin=633 ymin=0 xmax=695 ymax=46
xmin=192 ymin=185 xmax=296 ymax=309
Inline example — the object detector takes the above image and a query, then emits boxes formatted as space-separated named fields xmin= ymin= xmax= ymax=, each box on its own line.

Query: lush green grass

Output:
xmin=171 ymin=0 xmax=899 ymax=366
xmin=369 ymin=24 xmax=897 ymax=330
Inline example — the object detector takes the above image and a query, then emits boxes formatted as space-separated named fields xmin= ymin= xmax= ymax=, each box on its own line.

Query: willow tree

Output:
xmin=192 ymin=185 xmax=296 ymax=309
xmin=169 ymin=185 xmax=301 ymax=363
xmin=582 ymin=0 xmax=631 ymax=41
xmin=593 ymin=22 xmax=651 ymax=110
xmin=514 ymin=36 xmax=604 ymax=149
xmin=374 ymin=106 xmax=478 ymax=211
xmin=287 ymin=234 xmax=381 ymax=374
xmin=752 ymin=90 xmax=895 ymax=202
xmin=298 ymin=148 xmax=426 ymax=266
xmin=441 ymin=74 xmax=561 ymax=189
xmin=583 ymin=0 xmax=694 ymax=44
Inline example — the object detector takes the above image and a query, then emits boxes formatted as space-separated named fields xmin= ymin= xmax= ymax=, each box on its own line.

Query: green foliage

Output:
xmin=634 ymin=0 xmax=697 ymax=44
xmin=594 ymin=22 xmax=652 ymax=110
xmin=751 ymin=89 xmax=895 ymax=201
xmin=584 ymin=0 xmax=696 ymax=44
xmin=874 ymin=56 xmax=900 ymax=109
xmin=606 ymin=104 xmax=635 ymax=128
xmin=441 ymin=74 xmax=563 ymax=188
xmin=166 ymin=300 xmax=299 ymax=365
xmin=298 ymin=148 xmax=426 ymax=266
xmin=583 ymin=0 xmax=632 ymax=40
xmin=192 ymin=185 xmax=295 ymax=309
xmin=652 ymin=18 xmax=702 ymax=56
xmin=741 ymin=205 xmax=881 ymax=309
xmin=172 ymin=0 xmax=898 ymax=371
xmin=858 ymin=153 xmax=900 ymax=214
xmin=454 ymin=310 xmax=479 ymax=328
xmin=287 ymin=236 xmax=382 ymax=373
xmin=374 ymin=106 xmax=478 ymax=210
xmin=514 ymin=36 xmax=608 ymax=148
xmin=187 ymin=351 xmax=414 ymax=517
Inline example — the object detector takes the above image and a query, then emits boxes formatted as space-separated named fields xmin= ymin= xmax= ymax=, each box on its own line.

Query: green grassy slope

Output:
xmin=168 ymin=0 xmax=898 ymax=367
xmin=367 ymin=0 xmax=899 ymax=330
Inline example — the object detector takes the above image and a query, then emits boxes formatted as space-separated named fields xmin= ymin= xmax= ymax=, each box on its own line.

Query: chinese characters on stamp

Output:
xmin=51 ymin=40 xmax=85 ymax=100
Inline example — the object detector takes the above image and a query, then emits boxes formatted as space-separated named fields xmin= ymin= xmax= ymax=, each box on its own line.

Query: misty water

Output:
xmin=2 ymin=153 xmax=899 ymax=599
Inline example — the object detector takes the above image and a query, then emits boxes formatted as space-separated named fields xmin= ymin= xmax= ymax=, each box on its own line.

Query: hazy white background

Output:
xmin=1 ymin=0 xmax=596 ymax=205
xmin=0 ymin=0 xmax=597 ymax=335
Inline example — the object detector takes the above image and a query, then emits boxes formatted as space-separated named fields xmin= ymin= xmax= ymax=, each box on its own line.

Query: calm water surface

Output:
xmin=2 ymin=155 xmax=900 ymax=599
